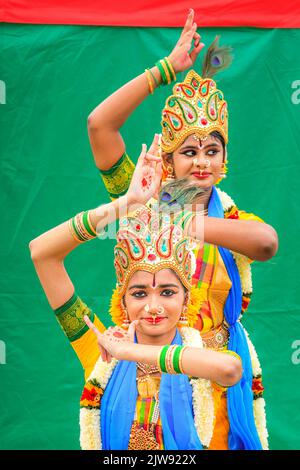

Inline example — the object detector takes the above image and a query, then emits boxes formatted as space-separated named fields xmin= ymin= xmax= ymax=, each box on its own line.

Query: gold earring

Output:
xmin=121 ymin=299 xmax=130 ymax=330
xmin=215 ymin=161 xmax=228 ymax=185
xmin=178 ymin=305 xmax=189 ymax=327
xmin=166 ymin=164 xmax=175 ymax=182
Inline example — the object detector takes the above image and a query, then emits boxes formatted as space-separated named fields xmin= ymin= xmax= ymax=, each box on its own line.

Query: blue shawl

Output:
xmin=100 ymin=329 xmax=202 ymax=450
xmin=208 ymin=186 xmax=262 ymax=450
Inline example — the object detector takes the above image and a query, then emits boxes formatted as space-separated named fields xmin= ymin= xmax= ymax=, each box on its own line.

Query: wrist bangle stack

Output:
xmin=144 ymin=69 xmax=154 ymax=95
xmin=158 ymin=344 xmax=187 ymax=374
xmin=68 ymin=210 xmax=97 ymax=243
xmin=145 ymin=57 xmax=176 ymax=94
xmin=155 ymin=57 xmax=176 ymax=85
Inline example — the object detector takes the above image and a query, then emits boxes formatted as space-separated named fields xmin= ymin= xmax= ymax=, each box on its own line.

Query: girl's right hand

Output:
xmin=168 ymin=9 xmax=205 ymax=73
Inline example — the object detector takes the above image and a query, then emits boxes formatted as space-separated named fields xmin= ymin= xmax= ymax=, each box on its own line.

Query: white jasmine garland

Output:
xmin=253 ymin=398 xmax=269 ymax=450
xmin=80 ymin=357 xmax=118 ymax=450
xmin=80 ymin=327 xmax=215 ymax=450
xmin=243 ymin=325 xmax=268 ymax=449
xmin=181 ymin=327 xmax=215 ymax=448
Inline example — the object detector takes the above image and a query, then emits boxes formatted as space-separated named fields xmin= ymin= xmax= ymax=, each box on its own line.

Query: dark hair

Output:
xmin=209 ymin=131 xmax=226 ymax=153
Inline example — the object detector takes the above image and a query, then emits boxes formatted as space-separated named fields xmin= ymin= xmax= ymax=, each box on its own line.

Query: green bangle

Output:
xmin=155 ymin=60 xmax=168 ymax=85
xmin=72 ymin=216 xmax=84 ymax=241
xmin=159 ymin=345 xmax=170 ymax=373
xmin=172 ymin=346 xmax=182 ymax=374
xmin=82 ymin=211 xmax=97 ymax=237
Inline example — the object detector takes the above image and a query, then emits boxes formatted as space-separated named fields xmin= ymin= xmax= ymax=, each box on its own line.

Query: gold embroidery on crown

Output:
xmin=114 ymin=207 xmax=195 ymax=296
xmin=161 ymin=70 xmax=228 ymax=153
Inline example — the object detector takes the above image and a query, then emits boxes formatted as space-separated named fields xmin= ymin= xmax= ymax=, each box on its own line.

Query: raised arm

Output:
xmin=29 ymin=137 xmax=162 ymax=310
xmin=87 ymin=9 xmax=204 ymax=171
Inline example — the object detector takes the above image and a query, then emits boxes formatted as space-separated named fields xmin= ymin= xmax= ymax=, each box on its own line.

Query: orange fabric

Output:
xmin=209 ymin=393 xmax=229 ymax=450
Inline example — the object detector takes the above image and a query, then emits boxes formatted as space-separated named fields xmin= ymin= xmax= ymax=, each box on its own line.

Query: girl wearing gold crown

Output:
xmin=87 ymin=9 xmax=278 ymax=450
xmin=30 ymin=142 xmax=243 ymax=450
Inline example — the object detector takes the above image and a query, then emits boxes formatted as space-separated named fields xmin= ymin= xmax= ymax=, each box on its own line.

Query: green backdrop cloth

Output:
xmin=0 ymin=24 xmax=300 ymax=450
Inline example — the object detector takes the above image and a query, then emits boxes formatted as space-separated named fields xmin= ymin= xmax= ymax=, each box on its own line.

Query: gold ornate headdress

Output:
xmin=114 ymin=207 xmax=195 ymax=296
xmin=110 ymin=207 xmax=203 ymax=328
xmin=161 ymin=36 xmax=232 ymax=153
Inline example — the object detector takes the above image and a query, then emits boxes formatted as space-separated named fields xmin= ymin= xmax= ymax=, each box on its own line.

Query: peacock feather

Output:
xmin=201 ymin=35 xmax=233 ymax=78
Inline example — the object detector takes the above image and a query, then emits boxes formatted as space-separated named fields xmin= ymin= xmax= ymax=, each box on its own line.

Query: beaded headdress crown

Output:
xmin=161 ymin=36 xmax=232 ymax=153
xmin=114 ymin=207 xmax=196 ymax=296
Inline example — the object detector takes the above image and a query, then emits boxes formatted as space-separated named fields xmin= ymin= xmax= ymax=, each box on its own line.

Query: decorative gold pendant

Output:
xmin=128 ymin=423 xmax=159 ymax=450
xmin=137 ymin=375 xmax=160 ymax=398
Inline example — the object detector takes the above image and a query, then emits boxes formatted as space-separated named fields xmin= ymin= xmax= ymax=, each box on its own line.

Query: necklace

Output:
xmin=136 ymin=362 xmax=161 ymax=398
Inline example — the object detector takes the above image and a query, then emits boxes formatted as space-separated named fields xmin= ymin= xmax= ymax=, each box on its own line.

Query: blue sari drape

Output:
xmin=101 ymin=330 xmax=202 ymax=450
xmin=208 ymin=186 xmax=262 ymax=450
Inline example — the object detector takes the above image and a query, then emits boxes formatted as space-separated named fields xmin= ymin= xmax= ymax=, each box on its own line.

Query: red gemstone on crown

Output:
xmin=188 ymin=112 xmax=193 ymax=119
xmin=142 ymin=178 xmax=148 ymax=188
xmin=148 ymin=254 xmax=156 ymax=261
xmin=201 ymin=118 xmax=208 ymax=125
xmin=136 ymin=224 xmax=141 ymax=231
xmin=210 ymin=109 xmax=215 ymax=116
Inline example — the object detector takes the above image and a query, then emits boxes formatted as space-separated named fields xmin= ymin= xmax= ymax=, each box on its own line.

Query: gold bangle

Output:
xmin=144 ymin=69 xmax=154 ymax=94
xmin=75 ymin=213 xmax=92 ymax=241
xmin=68 ymin=218 xmax=84 ymax=243
xmin=165 ymin=57 xmax=176 ymax=81
xmin=87 ymin=211 xmax=97 ymax=236
xmin=165 ymin=345 xmax=177 ymax=374
xmin=178 ymin=346 xmax=187 ymax=374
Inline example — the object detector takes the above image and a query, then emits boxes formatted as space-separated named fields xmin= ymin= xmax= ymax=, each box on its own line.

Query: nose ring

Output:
xmin=204 ymin=159 xmax=211 ymax=168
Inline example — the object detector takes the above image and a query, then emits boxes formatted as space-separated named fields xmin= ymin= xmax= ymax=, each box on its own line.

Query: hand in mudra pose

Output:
xmin=168 ymin=9 xmax=205 ymax=73
xmin=84 ymin=315 xmax=139 ymax=363
xmin=127 ymin=133 xmax=163 ymax=205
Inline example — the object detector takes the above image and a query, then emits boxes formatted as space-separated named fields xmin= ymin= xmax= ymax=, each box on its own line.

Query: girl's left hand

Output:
xmin=84 ymin=316 xmax=139 ymax=363
xmin=168 ymin=9 xmax=205 ymax=73
xmin=127 ymin=133 xmax=162 ymax=206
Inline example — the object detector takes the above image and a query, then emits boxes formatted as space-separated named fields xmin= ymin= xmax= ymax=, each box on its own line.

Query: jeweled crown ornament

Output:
xmin=161 ymin=36 xmax=232 ymax=153
xmin=114 ymin=207 xmax=196 ymax=296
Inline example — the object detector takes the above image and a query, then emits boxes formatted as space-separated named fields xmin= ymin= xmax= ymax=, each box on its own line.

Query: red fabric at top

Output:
xmin=1 ymin=0 xmax=300 ymax=28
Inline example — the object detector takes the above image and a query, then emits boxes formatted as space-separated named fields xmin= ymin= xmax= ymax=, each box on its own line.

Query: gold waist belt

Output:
xmin=202 ymin=323 xmax=229 ymax=350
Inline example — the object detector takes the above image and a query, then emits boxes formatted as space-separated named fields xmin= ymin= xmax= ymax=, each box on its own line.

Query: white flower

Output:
xmin=216 ymin=187 xmax=235 ymax=211
xmin=253 ymin=398 xmax=269 ymax=450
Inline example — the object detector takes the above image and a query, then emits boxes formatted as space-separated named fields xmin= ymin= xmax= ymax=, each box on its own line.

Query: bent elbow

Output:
xmin=29 ymin=239 xmax=46 ymax=263
xmin=87 ymin=112 xmax=102 ymax=132
xmin=222 ymin=362 xmax=243 ymax=387
xmin=258 ymin=225 xmax=279 ymax=261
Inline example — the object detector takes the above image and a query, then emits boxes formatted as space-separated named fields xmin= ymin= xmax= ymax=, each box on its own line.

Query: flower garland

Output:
xmin=79 ymin=327 xmax=215 ymax=450
xmin=216 ymin=187 xmax=269 ymax=450
xmin=180 ymin=326 xmax=215 ymax=448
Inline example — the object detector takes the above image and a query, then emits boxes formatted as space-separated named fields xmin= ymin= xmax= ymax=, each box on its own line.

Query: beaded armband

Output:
xmin=99 ymin=152 xmax=135 ymax=200
xmin=54 ymin=293 xmax=94 ymax=342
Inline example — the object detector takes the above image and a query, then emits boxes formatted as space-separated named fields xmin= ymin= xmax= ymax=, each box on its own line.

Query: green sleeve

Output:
xmin=99 ymin=152 xmax=135 ymax=200
xmin=54 ymin=292 xmax=94 ymax=342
